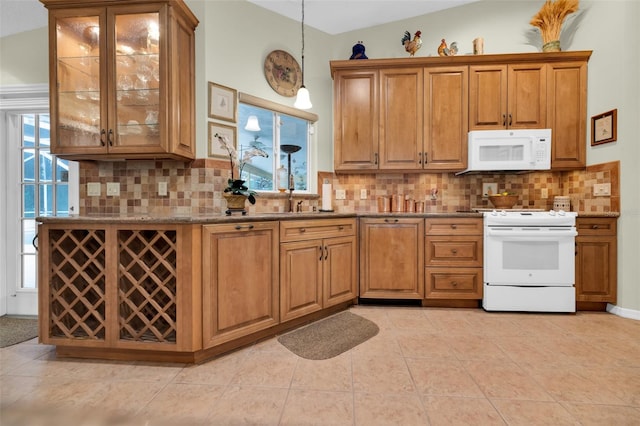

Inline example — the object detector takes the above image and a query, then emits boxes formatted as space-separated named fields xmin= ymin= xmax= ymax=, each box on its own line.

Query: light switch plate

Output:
xmin=593 ymin=183 xmax=611 ymax=196
xmin=158 ymin=182 xmax=168 ymax=196
xmin=335 ymin=189 xmax=346 ymax=200
xmin=87 ymin=182 xmax=101 ymax=197
xmin=106 ymin=182 xmax=120 ymax=197
xmin=360 ymin=189 xmax=367 ymax=199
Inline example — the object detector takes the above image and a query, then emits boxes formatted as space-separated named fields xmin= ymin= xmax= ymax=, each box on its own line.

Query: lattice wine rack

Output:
xmin=49 ymin=229 xmax=107 ymax=340
xmin=118 ymin=229 xmax=178 ymax=344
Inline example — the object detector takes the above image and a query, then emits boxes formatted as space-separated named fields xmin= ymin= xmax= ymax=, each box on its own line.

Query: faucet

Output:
xmin=296 ymin=200 xmax=303 ymax=213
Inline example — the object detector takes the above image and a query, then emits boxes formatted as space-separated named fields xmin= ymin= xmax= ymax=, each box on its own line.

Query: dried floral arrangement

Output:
xmin=530 ymin=0 xmax=579 ymax=44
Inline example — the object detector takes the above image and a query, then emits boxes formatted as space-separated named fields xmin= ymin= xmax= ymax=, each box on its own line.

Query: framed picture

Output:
xmin=208 ymin=82 xmax=237 ymax=122
xmin=591 ymin=109 xmax=617 ymax=146
xmin=208 ymin=122 xmax=236 ymax=159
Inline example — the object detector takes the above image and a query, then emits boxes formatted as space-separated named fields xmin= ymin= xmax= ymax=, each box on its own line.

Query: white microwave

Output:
xmin=457 ymin=129 xmax=551 ymax=174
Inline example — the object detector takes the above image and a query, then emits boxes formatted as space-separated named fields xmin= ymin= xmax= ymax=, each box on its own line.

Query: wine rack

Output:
xmin=49 ymin=229 xmax=107 ymax=340
xmin=118 ymin=229 xmax=178 ymax=343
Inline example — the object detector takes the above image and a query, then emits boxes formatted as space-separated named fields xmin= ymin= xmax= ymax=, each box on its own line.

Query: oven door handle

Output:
xmin=486 ymin=228 xmax=577 ymax=238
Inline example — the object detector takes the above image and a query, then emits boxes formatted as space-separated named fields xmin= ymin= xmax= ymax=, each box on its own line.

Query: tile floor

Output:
xmin=1 ymin=306 xmax=639 ymax=425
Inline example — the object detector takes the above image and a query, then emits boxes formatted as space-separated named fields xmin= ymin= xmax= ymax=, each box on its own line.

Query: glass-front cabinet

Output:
xmin=42 ymin=0 xmax=198 ymax=160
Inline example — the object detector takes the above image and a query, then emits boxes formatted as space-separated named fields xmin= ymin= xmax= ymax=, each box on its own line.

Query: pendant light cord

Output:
xmin=300 ymin=0 xmax=305 ymax=86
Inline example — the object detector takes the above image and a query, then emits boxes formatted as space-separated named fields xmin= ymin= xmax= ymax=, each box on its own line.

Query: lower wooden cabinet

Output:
xmin=575 ymin=217 xmax=617 ymax=306
xmin=280 ymin=219 xmax=357 ymax=322
xmin=359 ymin=218 xmax=424 ymax=299
xmin=202 ymin=222 xmax=279 ymax=347
xmin=425 ymin=218 xmax=483 ymax=299
xmin=38 ymin=222 xmax=202 ymax=352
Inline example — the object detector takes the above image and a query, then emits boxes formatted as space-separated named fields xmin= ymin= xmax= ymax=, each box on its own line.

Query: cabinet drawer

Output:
xmin=425 ymin=218 xmax=483 ymax=235
xmin=425 ymin=236 xmax=482 ymax=267
xmin=280 ymin=218 xmax=356 ymax=242
xmin=576 ymin=217 xmax=617 ymax=236
xmin=425 ymin=269 xmax=483 ymax=299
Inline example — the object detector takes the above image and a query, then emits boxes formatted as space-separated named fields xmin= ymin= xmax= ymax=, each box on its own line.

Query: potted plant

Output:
xmin=214 ymin=133 xmax=268 ymax=213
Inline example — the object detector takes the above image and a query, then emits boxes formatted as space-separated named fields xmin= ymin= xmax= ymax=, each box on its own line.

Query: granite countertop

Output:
xmin=36 ymin=210 xmax=618 ymax=224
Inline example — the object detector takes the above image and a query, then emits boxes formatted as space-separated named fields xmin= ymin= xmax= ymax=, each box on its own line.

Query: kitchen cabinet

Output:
xmin=202 ymin=222 xmax=279 ymax=348
xmin=38 ymin=222 xmax=201 ymax=354
xmin=425 ymin=218 xmax=483 ymax=299
xmin=547 ymin=61 xmax=588 ymax=169
xmin=41 ymin=0 xmax=198 ymax=160
xmin=469 ymin=63 xmax=547 ymax=130
xmin=423 ymin=66 xmax=469 ymax=171
xmin=359 ymin=218 xmax=424 ymax=299
xmin=378 ymin=67 xmax=423 ymax=170
xmin=333 ymin=69 xmax=379 ymax=171
xmin=279 ymin=219 xmax=357 ymax=322
xmin=575 ymin=217 xmax=617 ymax=309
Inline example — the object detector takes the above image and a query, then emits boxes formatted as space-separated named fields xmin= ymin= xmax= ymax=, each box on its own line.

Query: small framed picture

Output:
xmin=208 ymin=82 xmax=237 ymax=123
xmin=208 ymin=122 xmax=236 ymax=159
xmin=591 ymin=109 xmax=617 ymax=146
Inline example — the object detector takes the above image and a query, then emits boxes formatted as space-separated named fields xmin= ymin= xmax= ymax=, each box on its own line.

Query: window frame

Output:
xmin=238 ymin=93 xmax=318 ymax=194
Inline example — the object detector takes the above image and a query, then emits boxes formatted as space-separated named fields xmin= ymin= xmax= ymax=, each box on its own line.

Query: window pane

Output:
xmin=23 ymin=184 xmax=36 ymax=218
xmin=39 ymin=150 xmax=53 ymax=183
xmin=22 ymin=219 xmax=37 ymax=254
xmin=22 ymin=114 xmax=35 ymax=147
xmin=280 ymin=115 xmax=308 ymax=191
xmin=39 ymin=184 xmax=54 ymax=216
xmin=22 ymin=255 xmax=37 ymax=289
xmin=56 ymin=184 xmax=69 ymax=216
xmin=23 ymin=149 xmax=35 ymax=182
xmin=56 ymin=158 xmax=69 ymax=182
xmin=39 ymin=115 xmax=51 ymax=148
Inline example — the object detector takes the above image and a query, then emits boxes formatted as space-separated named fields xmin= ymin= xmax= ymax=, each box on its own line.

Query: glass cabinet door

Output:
xmin=112 ymin=12 xmax=161 ymax=149
xmin=54 ymin=13 xmax=104 ymax=150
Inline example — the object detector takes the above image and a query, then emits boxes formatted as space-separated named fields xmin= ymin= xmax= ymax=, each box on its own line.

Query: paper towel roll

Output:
xmin=322 ymin=183 xmax=332 ymax=211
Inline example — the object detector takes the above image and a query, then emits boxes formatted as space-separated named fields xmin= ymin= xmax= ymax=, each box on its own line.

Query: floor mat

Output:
xmin=0 ymin=316 xmax=38 ymax=348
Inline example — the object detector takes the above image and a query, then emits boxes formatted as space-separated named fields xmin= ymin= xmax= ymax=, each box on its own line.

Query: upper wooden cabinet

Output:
xmin=330 ymin=51 xmax=591 ymax=172
xmin=41 ymin=0 xmax=198 ymax=160
xmin=469 ymin=63 xmax=547 ymax=130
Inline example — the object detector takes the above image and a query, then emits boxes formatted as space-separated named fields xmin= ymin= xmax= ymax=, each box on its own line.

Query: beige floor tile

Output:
xmin=352 ymin=353 xmax=414 ymax=394
xmin=207 ymin=385 xmax=288 ymax=425
xmin=349 ymin=333 xmax=403 ymax=358
xmin=0 ymin=375 xmax=43 ymax=406
xmin=290 ymin=352 xmax=353 ymax=391
xmin=385 ymin=307 xmax=435 ymax=330
xmin=138 ymin=382 xmax=226 ymax=423
xmin=354 ymin=392 xmax=429 ymax=426
xmin=396 ymin=331 xmax=456 ymax=359
xmin=561 ymin=401 xmax=640 ymax=425
xmin=462 ymin=359 xmax=554 ymax=401
xmin=422 ymin=395 xmax=505 ymax=425
xmin=406 ymin=358 xmax=484 ymax=397
xmin=174 ymin=351 xmax=248 ymax=386
xmin=81 ymin=380 xmax=167 ymax=414
xmin=0 ymin=343 xmax=54 ymax=374
xmin=231 ymin=350 xmax=298 ymax=388
xmin=491 ymin=399 xmax=580 ymax=425
xmin=445 ymin=334 xmax=510 ymax=361
xmin=280 ymin=389 xmax=353 ymax=425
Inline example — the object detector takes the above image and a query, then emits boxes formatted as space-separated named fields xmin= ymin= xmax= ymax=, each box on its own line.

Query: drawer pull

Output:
xmin=300 ymin=228 xmax=306 ymax=233
xmin=451 ymin=281 xmax=458 ymax=287
xmin=451 ymin=224 xmax=457 ymax=229
xmin=384 ymin=218 xmax=399 ymax=223
xmin=592 ymin=225 xmax=599 ymax=229
xmin=234 ymin=224 xmax=254 ymax=231
xmin=451 ymin=249 xmax=458 ymax=254
xmin=338 ymin=226 xmax=344 ymax=231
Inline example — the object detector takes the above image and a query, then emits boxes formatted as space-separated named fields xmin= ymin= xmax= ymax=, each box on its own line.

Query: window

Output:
xmin=237 ymin=93 xmax=318 ymax=193
xmin=21 ymin=114 xmax=71 ymax=289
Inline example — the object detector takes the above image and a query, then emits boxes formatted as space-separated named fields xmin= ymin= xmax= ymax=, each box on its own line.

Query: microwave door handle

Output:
xmin=529 ymin=138 xmax=536 ymax=165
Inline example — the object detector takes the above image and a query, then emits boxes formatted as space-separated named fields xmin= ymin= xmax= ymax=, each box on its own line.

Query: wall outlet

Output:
xmin=158 ymin=181 xmax=168 ymax=196
xmin=482 ymin=182 xmax=497 ymax=198
xmin=335 ymin=189 xmax=346 ymax=200
xmin=593 ymin=183 xmax=611 ymax=196
xmin=541 ymin=188 xmax=549 ymax=199
xmin=87 ymin=182 xmax=101 ymax=197
xmin=106 ymin=182 xmax=120 ymax=197
xmin=360 ymin=189 xmax=367 ymax=200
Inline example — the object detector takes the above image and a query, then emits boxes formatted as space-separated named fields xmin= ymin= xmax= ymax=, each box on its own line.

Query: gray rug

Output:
xmin=278 ymin=311 xmax=379 ymax=360
xmin=0 ymin=316 xmax=38 ymax=348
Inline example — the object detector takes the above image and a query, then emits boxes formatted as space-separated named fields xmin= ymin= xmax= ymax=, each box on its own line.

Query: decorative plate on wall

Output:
xmin=264 ymin=50 xmax=302 ymax=97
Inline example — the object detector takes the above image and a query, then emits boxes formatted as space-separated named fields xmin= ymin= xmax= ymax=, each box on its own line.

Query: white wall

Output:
xmin=2 ymin=0 xmax=638 ymax=313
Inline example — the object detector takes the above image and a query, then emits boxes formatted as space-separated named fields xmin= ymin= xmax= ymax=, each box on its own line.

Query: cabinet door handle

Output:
xmin=100 ymin=129 xmax=106 ymax=146
xmin=424 ymin=152 xmax=427 ymax=164
xmin=234 ymin=224 xmax=254 ymax=231
xmin=108 ymin=129 xmax=114 ymax=146
xmin=374 ymin=152 xmax=378 ymax=165
xmin=324 ymin=246 xmax=328 ymax=260
xmin=319 ymin=245 xmax=323 ymax=260
xmin=418 ymin=152 xmax=422 ymax=164
xmin=508 ymin=114 xmax=513 ymax=126
xmin=384 ymin=218 xmax=399 ymax=223
xmin=502 ymin=114 xmax=507 ymax=126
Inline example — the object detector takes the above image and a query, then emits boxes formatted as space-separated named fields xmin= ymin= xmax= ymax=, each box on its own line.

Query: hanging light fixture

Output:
xmin=244 ymin=115 xmax=261 ymax=132
xmin=294 ymin=0 xmax=312 ymax=109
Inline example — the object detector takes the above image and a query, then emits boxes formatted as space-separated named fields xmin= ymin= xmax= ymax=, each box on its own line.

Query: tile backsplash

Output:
xmin=78 ymin=160 xmax=619 ymax=216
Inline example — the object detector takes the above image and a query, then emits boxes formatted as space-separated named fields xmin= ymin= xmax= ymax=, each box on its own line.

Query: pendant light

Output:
xmin=244 ymin=115 xmax=261 ymax=132
xmin=294 ymin=0 xmax=312 ymax=109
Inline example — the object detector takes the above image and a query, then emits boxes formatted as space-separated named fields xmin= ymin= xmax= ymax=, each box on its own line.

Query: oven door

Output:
xmin=484 ymin=226 xmax=577 ymax=286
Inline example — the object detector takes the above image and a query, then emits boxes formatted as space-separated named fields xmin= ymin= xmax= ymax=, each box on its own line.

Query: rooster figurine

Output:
xmin=401 ymin=31 xmax=422 ymax=56
xmin=438 ymin=39 xmax=459 ymax=56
